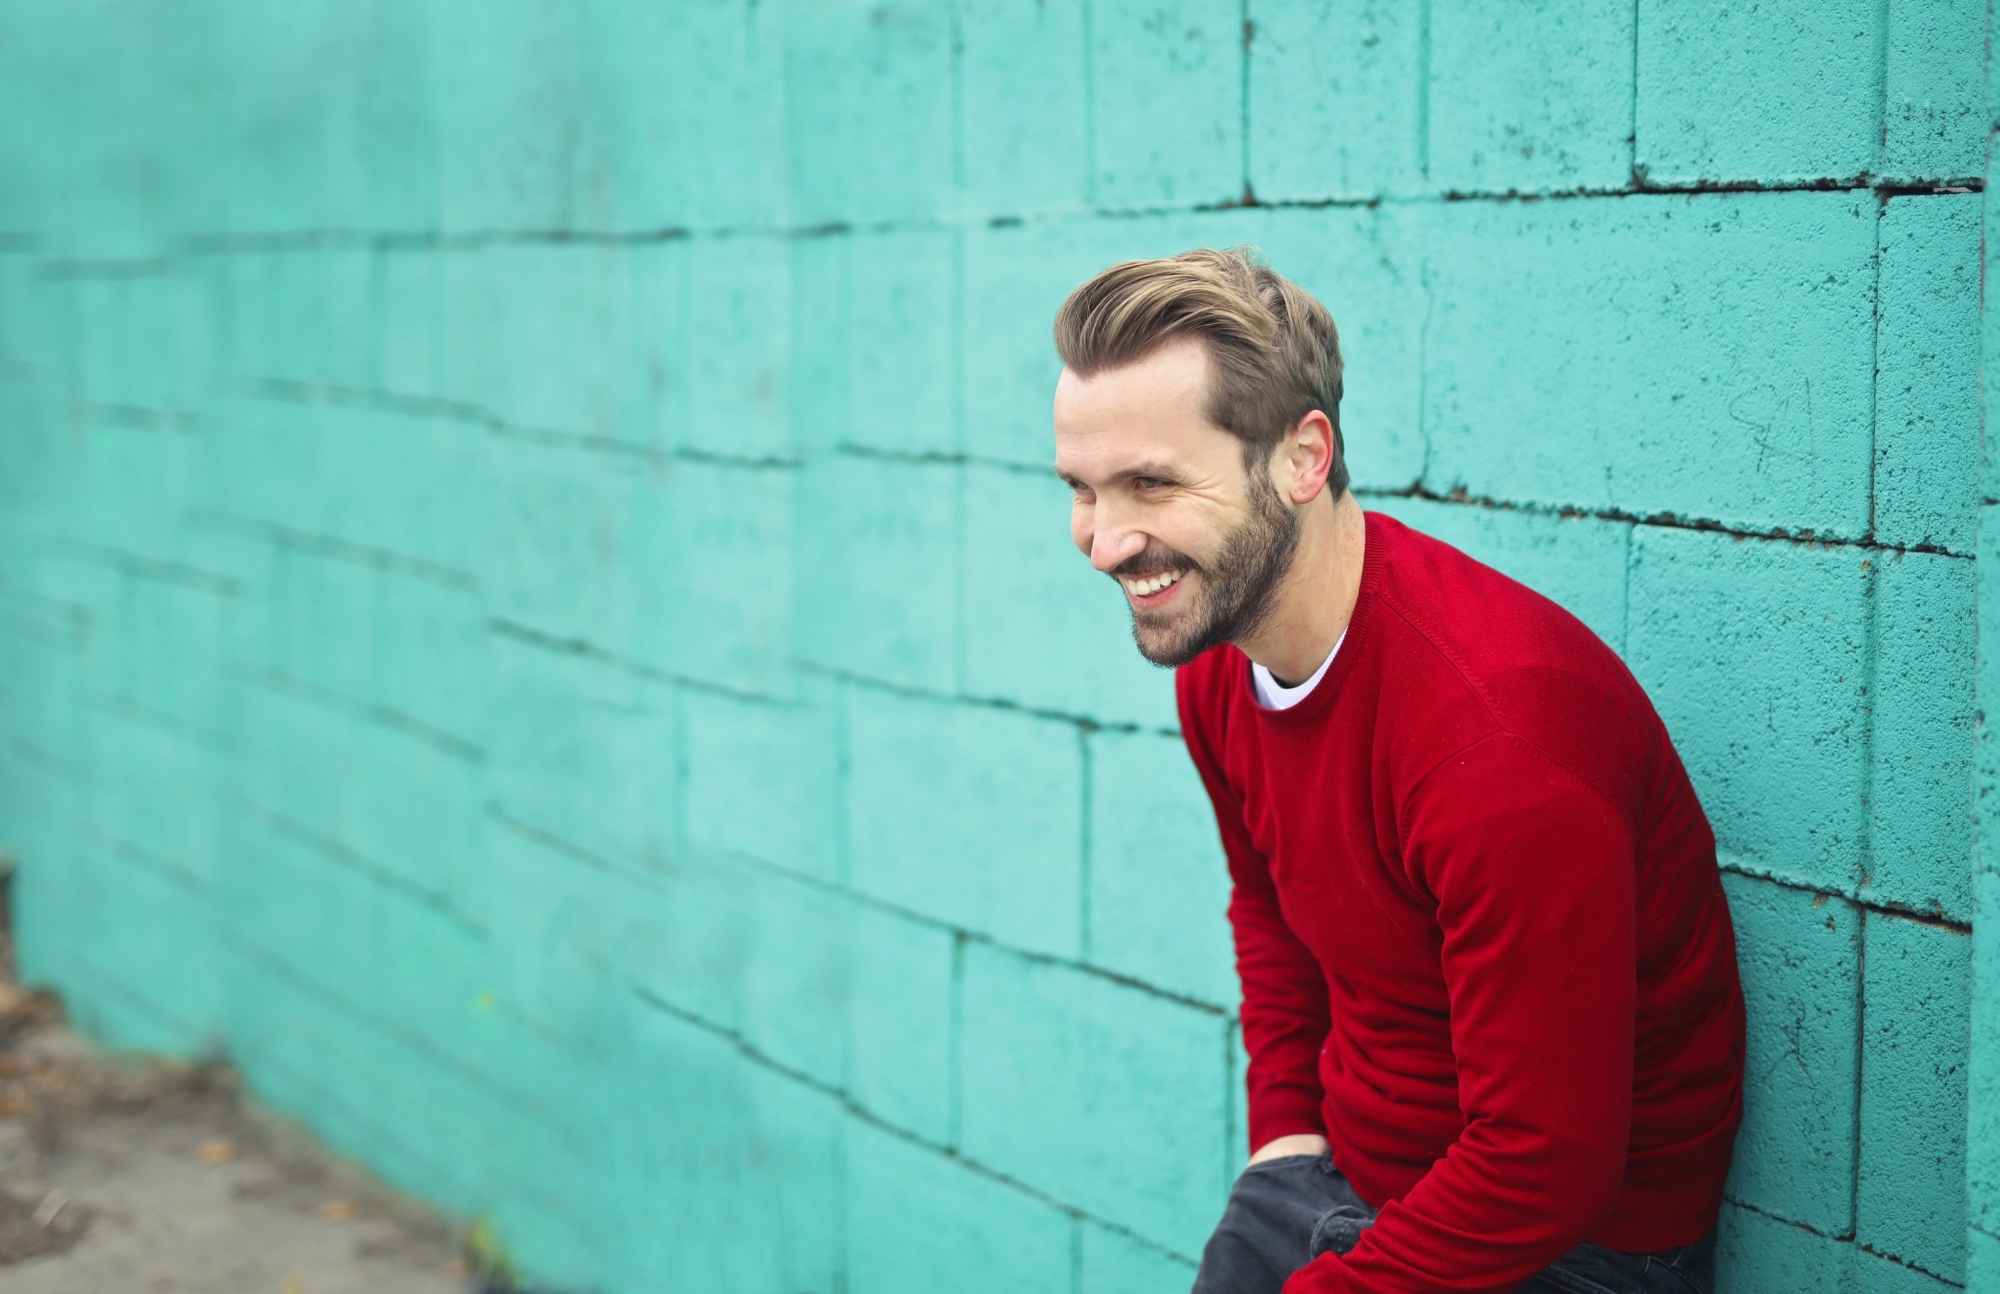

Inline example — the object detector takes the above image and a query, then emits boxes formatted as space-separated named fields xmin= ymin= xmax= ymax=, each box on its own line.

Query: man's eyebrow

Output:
xmin=1053 ymin=462 xmax=1185 ymax=487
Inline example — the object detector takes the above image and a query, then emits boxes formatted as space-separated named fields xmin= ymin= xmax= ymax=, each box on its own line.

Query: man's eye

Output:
xmin=1134 ymin=476 xmax=1166 ymax=491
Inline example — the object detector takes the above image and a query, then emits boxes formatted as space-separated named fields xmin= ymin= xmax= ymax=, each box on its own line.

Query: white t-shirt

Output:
xmin=1250 ymin=629 xmax=1346 ymax=710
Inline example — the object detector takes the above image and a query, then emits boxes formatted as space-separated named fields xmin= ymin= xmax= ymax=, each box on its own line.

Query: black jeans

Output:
xmin=1190 ymin=1152 xmax=1716 ymax=1294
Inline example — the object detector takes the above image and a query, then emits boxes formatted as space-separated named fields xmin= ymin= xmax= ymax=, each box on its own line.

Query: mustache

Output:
xmin=1110 ymin=549 xmax=1195 ymax=581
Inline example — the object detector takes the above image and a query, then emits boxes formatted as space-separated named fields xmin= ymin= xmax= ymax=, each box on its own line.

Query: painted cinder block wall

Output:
xmin=0 ymin=3 xmax=1985 ymax=1291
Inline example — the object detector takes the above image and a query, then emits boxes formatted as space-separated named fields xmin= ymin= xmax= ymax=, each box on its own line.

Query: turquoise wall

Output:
xmin=0 ymin=3 xmax=1985 ymax=1291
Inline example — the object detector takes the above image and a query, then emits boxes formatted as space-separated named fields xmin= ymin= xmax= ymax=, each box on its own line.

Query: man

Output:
xmin=1049 ymin=249 xmax=1745 ymax=1294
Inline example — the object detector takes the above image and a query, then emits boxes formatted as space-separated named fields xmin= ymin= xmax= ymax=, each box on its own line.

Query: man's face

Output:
xmin=1052 ymin=337 xmax=1300 ymax=667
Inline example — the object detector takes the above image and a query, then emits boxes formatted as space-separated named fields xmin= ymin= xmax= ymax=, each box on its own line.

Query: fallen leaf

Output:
xmin=319 ymin=1199 xmax=355 ymax=1221
xmin=197 ymin=1139 xmax=235 ymax=1164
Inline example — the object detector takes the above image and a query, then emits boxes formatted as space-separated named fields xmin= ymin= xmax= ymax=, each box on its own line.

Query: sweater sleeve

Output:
xmin=1285 ymin=733 xmax=1638 ymax=1294
xmin=1176 ymin=669 xmax=1330 ymax=1153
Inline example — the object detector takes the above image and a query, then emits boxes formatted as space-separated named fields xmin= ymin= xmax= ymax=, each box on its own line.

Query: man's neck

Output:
xmin=1239 ymin=492 xmax=1366 ymax=685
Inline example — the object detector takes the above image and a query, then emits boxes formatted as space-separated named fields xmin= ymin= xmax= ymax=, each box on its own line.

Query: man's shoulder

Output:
xmin=1371 ymin=512 xmax=1672 ymax=809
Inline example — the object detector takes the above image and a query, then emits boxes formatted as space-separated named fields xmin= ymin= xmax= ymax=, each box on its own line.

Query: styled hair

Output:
xmin=1051 ymin=246 xmax=1348 ymax=498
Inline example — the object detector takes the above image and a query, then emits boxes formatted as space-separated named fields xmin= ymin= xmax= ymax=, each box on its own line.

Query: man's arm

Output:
xmin=1177 ymin=675 xmax=1332 ymax=1159
xmin=1285 ymin=733 xmax=1639 ymax=1294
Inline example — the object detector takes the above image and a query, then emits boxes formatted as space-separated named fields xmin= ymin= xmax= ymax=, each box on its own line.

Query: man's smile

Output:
xmin=1121 ymin=567 xmax=1189 ymax=607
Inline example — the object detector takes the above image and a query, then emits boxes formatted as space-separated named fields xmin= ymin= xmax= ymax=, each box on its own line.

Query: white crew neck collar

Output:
xmin=1250 ymin=629 xmax=1345 ymax=711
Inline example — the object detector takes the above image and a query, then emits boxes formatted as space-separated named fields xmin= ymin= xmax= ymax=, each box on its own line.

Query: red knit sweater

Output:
xmin=1176 ymin=512 xmax=1745 ymax=1294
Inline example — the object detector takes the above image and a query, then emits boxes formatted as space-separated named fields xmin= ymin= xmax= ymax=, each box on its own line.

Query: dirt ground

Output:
xmin=0 ymin=928 xmax=486 ymax=1292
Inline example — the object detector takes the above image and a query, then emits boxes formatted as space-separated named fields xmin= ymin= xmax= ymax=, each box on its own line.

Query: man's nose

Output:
xmin=1089 ymin=523 xmax=1144 ymax=574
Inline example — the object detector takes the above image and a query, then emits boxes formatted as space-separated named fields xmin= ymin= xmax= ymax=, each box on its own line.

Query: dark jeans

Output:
xmin=1191 ymin=1152 xmax=1716 ymax=1294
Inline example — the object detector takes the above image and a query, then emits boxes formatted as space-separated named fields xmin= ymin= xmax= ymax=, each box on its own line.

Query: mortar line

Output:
xmin=1722 ymin=1194 xmax=1962 ymax=1284
xmin=1867 ymin=190 xmax=1885 ymax=542
xmin=1416 ymin=0 xmax=1432 ymax=180
xmin=798 ymin=658 xmax=1180 ymax=740
xmin=131 ymin=175 xmax=1989 ymax=263
xmin=1082 ymin=0 xmax=1098 ymax=206
xmin=709 ymin=840 xmax=1237 ymax=1015
xmin=1078 ymin=728 xmax=1095 ymax=960
xmin=948 ymin=931 xmax=967 ymax=1149
xmin=1717 ymin=857 xmax=1971 ymax=933
xmin=1239 ymin=0 xmax=1253 ymax=202
xmin=1350 ymin=485 xmax=1976 ymax=560
xmin=1850 ymin=909 xmax=1868 ymax=1240
xmin=1873 ymin=0 xmax=1892 ymax=177
xmin=1627 ymin=0 xmax=1641 ymax=179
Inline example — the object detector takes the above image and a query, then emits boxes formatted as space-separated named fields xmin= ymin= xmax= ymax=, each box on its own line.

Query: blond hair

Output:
xmin=1051 ymin=247 xmax=1348 ymax=497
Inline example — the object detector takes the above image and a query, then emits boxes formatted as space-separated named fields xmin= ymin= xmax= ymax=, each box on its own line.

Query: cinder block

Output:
xmin=431 ymin=0 xmax=580 ymax=232
xmin=1368 ymin=500 xmax=1629 ymax=652
xmin=271 ymin=249 xmax=375 ymax=392
xmin=267 ymin=544 xmax=381 ymax=704
xmin=736 ymin=867 xmax=854 ymax=1087
xmin=961 ymin=213 xmax=1209 ymax=466
xmin=617 ymin=1002 xmax=842 ymax=1293
xmin=785 ymin=0 xmax=955 ymax=226
xmin=664 ymin=457 xmax=795 ymax=697
xmin=1423 ymin=191 xmax=1876 ymax=538
xmin=1866 ymin=551 xmax=1974 ymax=920
xmin=1857 ymin=914 xmax=1970 ymax=1282
xmin=568 ymin=4 xmax=683 ymax=232
xmin=666 ymin=0 xmax=790 ymax=231
xmin=1719 ymin=874 xmax=1861 ymax=1234
xmin=960 ymin=0 xmax=1092 ymax=215
xmin=960 ymin=462 xmax=1180 ymax=731
xmin=1226 ymin=204 xmax=1427 ymax=490
xmin=1247 ymin=0 xmax=1423 ymax=201
xmin=1428 ymin=1 xmax=1633 ymax=193
xmin=846 ymin=903 xmax=956 ymax=1143
xmin=483 ymin=819 xmax=653 ymax=1044
xmin=495 ymin=242 xmax=644 ymax=443
xmin=1081 ymin=1220 xmax=1202 ymax=1292
xmin=342 ymin=708 xmax=487 ymax=910
xmin=847 ymin=687 xmax=1083 ymax=957
xmin=1881 ymin=0 xmax=1986 ymax=182
xmin=484 ymin=631 xmax=676 ymax=874
xmin=787 ymin=235 xmax=851 ymax=457
xmin=1086 ymin=730 xmax=1234 ymax=1007
xmin=1090 ymin=0 xmax=1242 ymax=208
xmin=371 ymin=247 xmax=443 ymax=399
xmin=1714 ymin=1203 xmax=1846 ymax=1293
xmin=1976 ymin=875 xmax=2000 ymax=1243
xmin=794 ymin=453 xmax=958 ymax=693
xmin=438 ymin=246 xmax=507 ymax=413
xmin=1635 ymin=0 xmax=1877 ymax=183
xmin=1875 ymin=193 xmax=1981 ymax=554
xmin=959 ymin=943 xmax=1231 ymax=1246
xmin=372 ymin=568 xmax=487 ymax=744
xmin=614 ymin=857 xmax=751 ymax=1035
xmin=685 ymin=234 xmax=790 ymax=459
xmin=1971 ymin=1226 xmax=2000 ymax=1294
xmin=845 ymin=1114 xmax=1073 ymax=1294
xmin=485 ymin=440 xmax=641 ymax=649
xmin=1628 ymin=529 xmax=1868 ymax=891
xmin=847 ymin=228 xmax=958 ymax=456
xmin=684 ymin=684 xmax=841 ymax=882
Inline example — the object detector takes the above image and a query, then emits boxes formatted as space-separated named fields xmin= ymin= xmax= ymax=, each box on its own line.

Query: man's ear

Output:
xmin=1281 ymin=410 xmax=1335 ymax=506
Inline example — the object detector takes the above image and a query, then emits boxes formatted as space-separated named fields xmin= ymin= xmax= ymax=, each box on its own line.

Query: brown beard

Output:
xmin=1126 ymin=471 xmax=1300 ymax=668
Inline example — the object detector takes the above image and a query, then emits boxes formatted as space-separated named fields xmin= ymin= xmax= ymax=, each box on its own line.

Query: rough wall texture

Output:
xmin=0 ymin=3 xmax=1984 ymax=1292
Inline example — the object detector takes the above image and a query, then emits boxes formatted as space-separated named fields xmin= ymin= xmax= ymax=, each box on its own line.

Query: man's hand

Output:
xmin=1246 ymin=1132 xmax=1330 ymax=1166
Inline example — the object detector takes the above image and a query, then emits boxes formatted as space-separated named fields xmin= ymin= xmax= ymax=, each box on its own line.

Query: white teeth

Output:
xmin=1125 ymin=569 xmax=1184 ymax=597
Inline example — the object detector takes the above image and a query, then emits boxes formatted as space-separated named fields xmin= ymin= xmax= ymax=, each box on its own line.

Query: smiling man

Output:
xmin=1050 ymin=249 xmax=1746 ymax=1294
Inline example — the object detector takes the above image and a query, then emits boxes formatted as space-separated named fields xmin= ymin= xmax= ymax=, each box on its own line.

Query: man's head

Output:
xmin=1050 ymin=248 xmax=1347 ymax=667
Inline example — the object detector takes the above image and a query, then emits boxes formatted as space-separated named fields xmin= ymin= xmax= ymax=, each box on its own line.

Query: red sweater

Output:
xmin=1177 ymin=512 xmax=1745 ymax=1294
